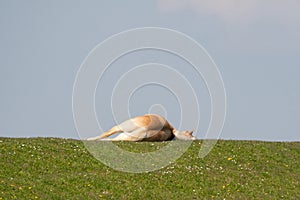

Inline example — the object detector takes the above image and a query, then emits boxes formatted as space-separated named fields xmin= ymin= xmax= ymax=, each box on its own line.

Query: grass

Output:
xmin=0 ymin=138 xmax=299 ymax=199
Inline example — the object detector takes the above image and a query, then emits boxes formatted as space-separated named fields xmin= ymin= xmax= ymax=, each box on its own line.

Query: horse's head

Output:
xmin=173 ymin=129 xmax=196 ymax=140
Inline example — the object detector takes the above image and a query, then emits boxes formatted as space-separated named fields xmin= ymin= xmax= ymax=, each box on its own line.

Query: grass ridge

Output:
xmin=0 ymin=138 xmax=299 ymax=199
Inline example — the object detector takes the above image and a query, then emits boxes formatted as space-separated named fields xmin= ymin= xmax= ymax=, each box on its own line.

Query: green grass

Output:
xmin=0 ymin=138 xmax=299 ymax=199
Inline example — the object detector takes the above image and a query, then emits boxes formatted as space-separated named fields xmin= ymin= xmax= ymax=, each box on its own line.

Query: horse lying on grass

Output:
xmin=87 ymin=114 xmax=196 ymax=141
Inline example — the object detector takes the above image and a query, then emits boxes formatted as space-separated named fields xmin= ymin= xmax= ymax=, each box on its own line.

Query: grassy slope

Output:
xmin=0 ymin=138 xmax=299 ymax=200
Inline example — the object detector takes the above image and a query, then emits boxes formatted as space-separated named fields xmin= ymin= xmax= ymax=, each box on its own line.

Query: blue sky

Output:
xmin=0 ymin=1 xmax=299 ymax=141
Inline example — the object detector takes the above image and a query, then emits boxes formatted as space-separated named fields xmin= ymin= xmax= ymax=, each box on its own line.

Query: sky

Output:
xmin=0 ymin=0 xmax=299 ymax=141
